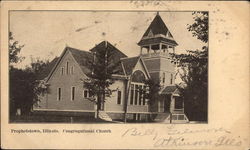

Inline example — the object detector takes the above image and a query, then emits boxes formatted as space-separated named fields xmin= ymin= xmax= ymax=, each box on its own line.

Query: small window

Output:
xmin=170 ymin=74 xmax=173 ymax=84
xmin=61 ymin=67 xmax=64 ymax=75
xmin=143 ymin=86 xmax=146 ymax=105
xmin=163 ymin=72 xmax=165 ymax=84
xmin=66 ymin=61 xmax=69 ymax=74
xmin=130 ymin=84 xmax=134 ymax=105
xmin=83 ymin=90 xmax=88 ymax=98
xmin=71 ymin=87 xmax=75 ymax=101
xmin=57 ymin=88 xmax=61 ymax=101
xmin=134 ymin=85 xmax=139 ymax=105
xmin=117 ymin=90 xmax=122 ymax=105
xmin=71 ymin=66 xmax=74 ymax=74
xmin=138 ymin=85 xmax=142 ymax=105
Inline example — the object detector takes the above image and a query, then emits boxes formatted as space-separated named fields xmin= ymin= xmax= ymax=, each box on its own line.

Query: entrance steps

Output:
xmin=153 ymin=113 xmax=170 ymax=122
xmin=98 ymin=111 xmax=112 ymax=122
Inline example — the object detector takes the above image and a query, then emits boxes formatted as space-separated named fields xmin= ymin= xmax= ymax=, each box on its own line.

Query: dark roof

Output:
xmin=37 ymin=57 xmax=59 ymax=80
xmin=67 ymin=47 xmax=93 ymax=76
xmin=43 ymin=41 xmax=128 ymax=80
xmin=120 ymin=56 xmax=140 ymax=75
xmin=161 ymin=85 xmax=178 ymax=95
xmin=138 ymin=37 xmax=178 ymax=46
xmin=143 ymin=14 xmax=173 ymax=37
xmin=90 ymin=41 xmax=127 ymax=63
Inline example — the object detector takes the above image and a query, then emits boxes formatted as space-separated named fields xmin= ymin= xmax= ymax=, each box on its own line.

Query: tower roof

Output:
xmin=143 ymin=13 xmax=172 ymax=37
xmin=138 ymin=13 xmax=178 ymax=46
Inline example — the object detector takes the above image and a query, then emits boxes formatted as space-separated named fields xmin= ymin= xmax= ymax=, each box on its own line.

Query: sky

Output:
xmin=10 ymin=11 xmax=206 ymax=68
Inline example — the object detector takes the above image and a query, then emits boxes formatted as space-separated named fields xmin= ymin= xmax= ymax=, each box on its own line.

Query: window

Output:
xmin=57 ymin=88 xmax=61 ymax=101
xmin=143 ymin=86 xmax=146 ymax=105
xmin=163 ymin=72 xmax=165 ymax=84
xmin=175 ymin=97 xmax=183 ymax=109
xmin=135 ymin=85 xmax=139 ymax=105
xmin=138 ymin=85 xmax=142 ymax=105
xmin=170 ymin=74 xmax=173 ymax=84
xmin=117 ymin=90 xmax=122 ymax=105
xmin=71 ymin=87 xmax=75 ymax=101
xmin=83 ymin=90 xmax=88 ymax=98
xmin=130 ymin=84 xmax=134 ymax=105
xmin=66 ymin=61 xmax=69 ymax=74
xmin=71 ymin=66 xmax=74 ymax=74
xmin=61 ymin=67 xmax=64 ymax=75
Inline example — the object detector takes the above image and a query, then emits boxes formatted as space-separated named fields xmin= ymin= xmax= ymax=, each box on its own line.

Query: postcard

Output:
xmin=1 ymin=0 xmax=249 ymax=149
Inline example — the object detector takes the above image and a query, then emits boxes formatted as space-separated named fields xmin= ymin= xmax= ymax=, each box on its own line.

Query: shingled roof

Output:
xmin=143 ymin=13 xmax=172 ymax=37
xmin=42 ymin=41 xmax=128 ymax=81
xmin=37 ymin=57 xmax=59 ymax=80
xmin=67 ymin=47 xmax=93 ymax=76
xmin=138 ymin=13 xmax=178 ymax=46
xmin=161 ymin=85 xmax=179 ymax=95
xmin=90 ymin=41 xmax=127 ymax=64
xmin=120 ymin=56 xmax=140 ymax=75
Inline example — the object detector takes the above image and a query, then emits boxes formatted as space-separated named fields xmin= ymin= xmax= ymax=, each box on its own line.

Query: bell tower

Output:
xmin=138 ymin=12 xmax=178 ymax=87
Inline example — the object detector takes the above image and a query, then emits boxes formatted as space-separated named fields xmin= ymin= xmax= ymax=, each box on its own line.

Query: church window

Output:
xmin=130 ymin=84 xmax=134 ymax=105
xmin=61 ymin=67 xmax=64 ymax=75
xmin=71 ymin=86 xmax=75 ymax=101
xmin=163 ymin=72 xmax=165 ymax=84
xmin=142 ymin=86 xmax=146 ymax=105
xmin=170 ymin=74 xmax=173 ymax=84
xmin=71 ymin=66 xmax=74 ymax=74
xmin=138 ymin=85 xmax=142 ymax=105
xmin=117 ymin=90 xmax=122 ymax=105
xmin=83 ymin=90 xmax=88 ymax=98
xmin=66 ymin=61 xmax=69 ymax=74
xmin=135 ymin=85 xmax=139 ymax=105
xmin=57 ymin=88 xmax=61 ymax=101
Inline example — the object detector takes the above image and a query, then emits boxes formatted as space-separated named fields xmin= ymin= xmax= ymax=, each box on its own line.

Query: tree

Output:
xmin=9 ymin=58 xmax=50 ymax=117
xmin=9 ymin=32 xmax=24 ymax=66
xmin=83 ymin=42 xmax=119 ymax=118
xmin=143 ymin=78 xmax=161 ymax=108
xmin=9 ymin=32 xmax=50 ymax=117
xmin=173 ymin=12 xmax=208 ymax=121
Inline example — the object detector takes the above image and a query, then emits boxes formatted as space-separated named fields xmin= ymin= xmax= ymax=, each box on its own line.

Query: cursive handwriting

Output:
xmin=168 ymin=127 xmax=231 ymax=135
xmin=154 ymin=136 xmax=242 ymax=147
xmin=121 ymin=127 xmax=243 ymax=148
xmin=122 ymin=128 xmax=158 ymax=140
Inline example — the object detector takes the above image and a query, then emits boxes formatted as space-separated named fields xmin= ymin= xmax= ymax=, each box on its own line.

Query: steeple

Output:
xmin=138 ymin=13 xmax=178 ymax=55
xmin=138 ymin=13 xmax=178 ymax=87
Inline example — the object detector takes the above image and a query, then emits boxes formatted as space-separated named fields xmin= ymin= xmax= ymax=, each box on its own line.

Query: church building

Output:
xmin=34 ymin=13 xmax=189 ymax=123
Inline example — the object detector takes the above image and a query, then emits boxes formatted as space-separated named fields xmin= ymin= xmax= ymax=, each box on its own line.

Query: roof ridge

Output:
xmin=120 ymin=56 xmax=139 ymax=60
xmin=66 ymin=46 xmax=91 ymax=54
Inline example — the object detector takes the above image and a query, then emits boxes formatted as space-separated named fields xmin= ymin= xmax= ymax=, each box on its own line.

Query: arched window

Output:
xmin=130 ymin=70 xmax=147 ymax=106
xmin=131 ymin=70 xmax=146 ymax=83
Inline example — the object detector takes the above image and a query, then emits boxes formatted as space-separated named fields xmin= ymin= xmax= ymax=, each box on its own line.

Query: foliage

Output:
xmin=9 ymin=33 xmax=50 ymax=116
xmin=173 ymin=11 xmax=208 ymax=121
xmin=187 ymin=12 xmax=208 ymax=43
xmin=83 ymin=42 xmax=119 ymax=111
xmin=143 ymin=78 xmax=161 ymax=109
xmin=9 ymin=32 xmax=25 ymax=65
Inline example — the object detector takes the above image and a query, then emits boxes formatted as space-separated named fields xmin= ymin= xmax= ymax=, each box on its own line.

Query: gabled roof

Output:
xmin=43 ymin=41 xmax=128 ymax=81
xmin=90 ymin=41 xmax=127 ymax=64
xmin=138 ymin=13 xmax=178 ymax=46
xmin=120 ymin=56 xmax=151 ymax=80
xmin=161 ymin=85 xmax=179 ymax=95
xmin=45 ymin=46 xmax=93 ymax=81
xmin=120 ymin=56 xmax=140 ymax=75
xmin=37 ymin=57 xmax=59 ymax=80
xmin=143 ymin=13 xmax=172 ymax=37
xmin=68 ymin=47 xmax=93 ymax=76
